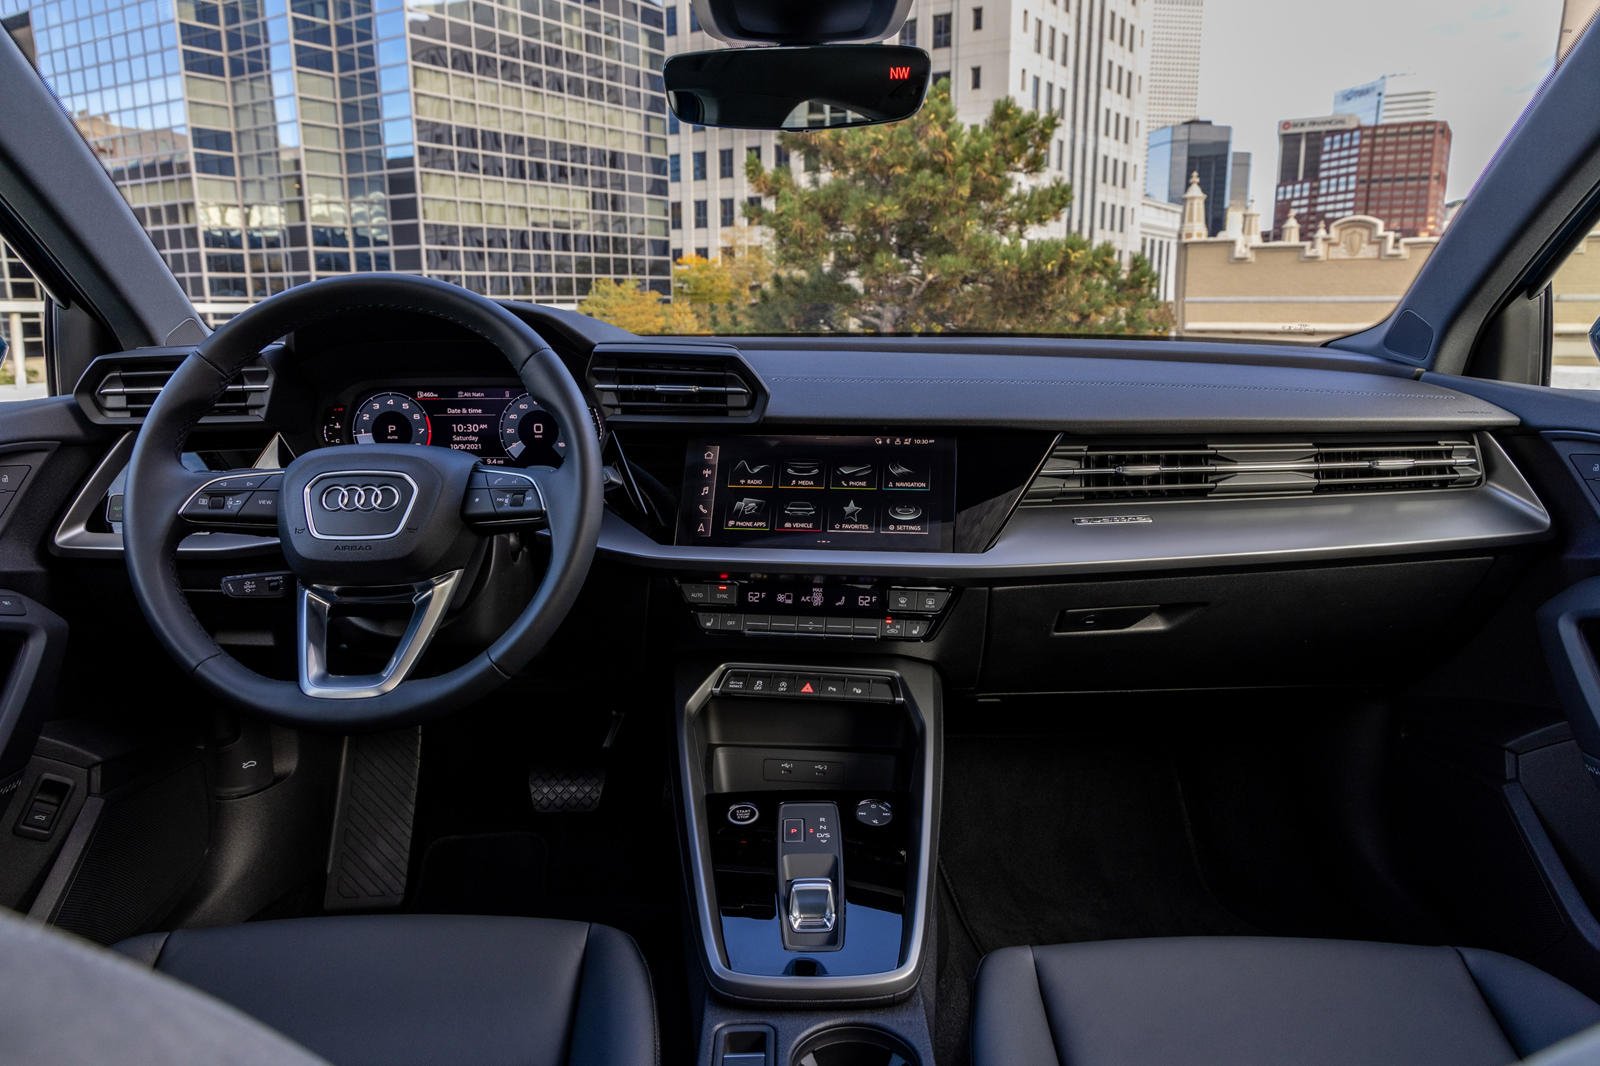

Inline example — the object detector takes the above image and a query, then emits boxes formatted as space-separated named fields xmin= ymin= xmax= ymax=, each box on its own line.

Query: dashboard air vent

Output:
xmin=1024 ymin=437 xmax=1483 ymax=505
xmin=588 ymin=347 xmax=760 ymax=420
xmin=82 ymin=354 xmax=272 ymax=423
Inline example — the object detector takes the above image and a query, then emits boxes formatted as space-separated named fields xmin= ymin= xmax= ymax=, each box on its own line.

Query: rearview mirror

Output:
xmin=664 ymin=46 xmax=931 ymax=131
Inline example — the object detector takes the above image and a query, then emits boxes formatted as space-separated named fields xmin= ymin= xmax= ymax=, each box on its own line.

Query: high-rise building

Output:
xmin=1146 ymin=0 xmax=1202 ymax=130
xmin=1273 ymin=114 xmax=1451 ymax=239
xmin=1332 ymin=74 xmax=1437 ymax=126
xmin=665 ymin=0 xmax=1155 ymax=265
xmin=1 ymin=0 xmax=672 ymax=312
xmin=1146 ymin=119 xmax=1234 ymax=238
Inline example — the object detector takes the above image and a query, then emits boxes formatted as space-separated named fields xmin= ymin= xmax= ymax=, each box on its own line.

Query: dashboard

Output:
xmin=320 ymin=384 xmax=567 ymax=468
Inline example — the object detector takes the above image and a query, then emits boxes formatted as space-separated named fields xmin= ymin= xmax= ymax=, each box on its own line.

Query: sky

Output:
xmin=1193 ymin=0 xmax=1566 ymax=215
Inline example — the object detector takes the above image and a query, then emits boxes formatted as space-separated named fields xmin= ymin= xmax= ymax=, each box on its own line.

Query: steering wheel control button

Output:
xmin=221 ymin=573 xmax=289 ymax=599
xmin=240 ymin=490 xmax=279 ymax=519
xmin=855 ymin=799 xmax=894 ymax=827
xmin=727 ymin=802 xmax=760 ymax=826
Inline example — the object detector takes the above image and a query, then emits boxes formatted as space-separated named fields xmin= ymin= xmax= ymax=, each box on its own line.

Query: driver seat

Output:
xmin=112 ymin=914 xmax=658 ymax=1066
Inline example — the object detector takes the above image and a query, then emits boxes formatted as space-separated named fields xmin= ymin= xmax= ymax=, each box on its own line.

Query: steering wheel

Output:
xmin=122 ymin=275 xmax=603 ymax=729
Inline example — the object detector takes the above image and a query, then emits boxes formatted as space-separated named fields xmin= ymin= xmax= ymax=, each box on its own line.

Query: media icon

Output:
xmin=779 ymin=460 xmax=825 ymax=490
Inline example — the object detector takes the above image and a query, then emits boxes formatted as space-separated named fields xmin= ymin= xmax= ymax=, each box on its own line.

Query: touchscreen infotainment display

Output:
xmin=678 ymin=435 xmax=955 ymax=551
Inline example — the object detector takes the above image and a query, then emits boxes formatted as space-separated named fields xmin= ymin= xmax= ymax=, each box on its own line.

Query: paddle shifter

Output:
xmin=777 ymin=800 xmax=845 ymax=951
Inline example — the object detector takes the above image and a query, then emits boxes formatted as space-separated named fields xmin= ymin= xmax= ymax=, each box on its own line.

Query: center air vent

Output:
xmin=588 ymin=345 xmax=761 ymax=420
xmin=1024 ymin=437 xmax=1483 ymax=505
xmin=80 ymin=352 xmax=272 ymax=424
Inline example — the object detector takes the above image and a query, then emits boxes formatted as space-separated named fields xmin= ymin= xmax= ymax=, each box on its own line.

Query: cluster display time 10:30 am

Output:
xmin=348 ymin=387 xmax=565 ymax=467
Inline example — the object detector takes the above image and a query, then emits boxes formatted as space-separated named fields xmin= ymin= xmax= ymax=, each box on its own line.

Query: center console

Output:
xmin=676 ymin=657 xmax=940 ymax=1012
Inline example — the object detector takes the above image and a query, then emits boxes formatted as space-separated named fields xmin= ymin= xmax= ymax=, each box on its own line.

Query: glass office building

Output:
xmin=0 ymin=0 xmax=672 ymax=311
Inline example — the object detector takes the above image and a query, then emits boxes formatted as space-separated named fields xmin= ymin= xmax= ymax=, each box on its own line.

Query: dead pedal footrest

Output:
xmin=527 ymin=765 xmax=605 ymax=813
xmin=324 ymin=727 xmax=421 ymax=911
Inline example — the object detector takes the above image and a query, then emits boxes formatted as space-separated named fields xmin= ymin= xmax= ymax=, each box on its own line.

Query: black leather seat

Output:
xmin=972 ymin=936 xmax=1600 ymax=1066
xmin=114 ymin=914 xmax=657 ymax=1066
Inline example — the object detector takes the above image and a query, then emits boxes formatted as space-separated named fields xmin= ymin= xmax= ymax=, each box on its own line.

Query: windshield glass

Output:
xmin=0 ymin=0 xmax=1570 ymax=346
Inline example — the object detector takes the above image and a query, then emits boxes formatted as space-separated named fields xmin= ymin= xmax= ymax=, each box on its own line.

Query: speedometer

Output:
xmin=352 ymin=392 xmax=431 ymax=446
xmin=497 ymin=393 xmax=565 ymax=466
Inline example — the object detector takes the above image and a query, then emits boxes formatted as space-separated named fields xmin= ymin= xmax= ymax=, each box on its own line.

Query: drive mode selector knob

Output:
xmin=855 ymin=798 xmax=893 ymax=827
xmin=727 ymin=802 xmax=759 ymax=826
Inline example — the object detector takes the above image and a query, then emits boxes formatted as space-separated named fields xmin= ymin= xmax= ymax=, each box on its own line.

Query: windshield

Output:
xmin=0 ymin=0 xmax=1569 ymax=350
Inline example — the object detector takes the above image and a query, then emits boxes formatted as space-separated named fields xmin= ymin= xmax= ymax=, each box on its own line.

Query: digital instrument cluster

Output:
xmin=678 ymin=434 xmax=955 ymax=551
xmin=323 ymin=386 xmax=566 ymax=467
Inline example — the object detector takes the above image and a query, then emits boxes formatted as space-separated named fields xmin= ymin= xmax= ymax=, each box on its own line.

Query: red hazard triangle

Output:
xmin=800 ymin=681 xmax=815 ymax=694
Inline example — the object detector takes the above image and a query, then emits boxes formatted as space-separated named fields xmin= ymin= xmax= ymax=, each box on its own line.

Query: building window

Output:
xmin=933 ymin=70 xmax=950 ymax=85
xmin=720 ymin=198 xmax=735 ymax=226
xmin=1049 ymin=27 xmax=1056 ymax=60
xmin=775 ymin=144 xmax=791 ymax=168
xmin=719 ymin=148 xmax=734 ymax=178
xmin=693 ymin=200 xmax=707 ymax=227
xmin=971 ymin=65 xmax=982 ymax=89
xmin=670 ymin=202 xmax=681 ymax=228
xmin=932 ymin=13 xmax=951 ymax=47
xmin=972 ymin=6 xmax=983 ymax=29
xmin=900 ymin=17 xmax=917 ymax=45
xmin=695 ymin=246 xmax=708 ymax=258
xmin=669 ymin=155 xmax=681 ymax=182
xmin=1034 ymin=21 xmax=1042 ymax=52
xmin=689 ymin=7 xmax=701 ymax=30
xmin=748 ymin=146 xmax=762 ymax=166
xmin=692 ymin=152 xmax=706 ymax=180
xmin=666 ymin=6 xmax=678 ymax=35
xmin=1032 ymin=75 xmax=1040 ymax=110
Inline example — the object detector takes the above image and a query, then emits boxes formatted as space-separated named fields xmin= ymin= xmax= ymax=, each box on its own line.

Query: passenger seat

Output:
xmin=971 ymin=937 xmax=1600 ymax=1065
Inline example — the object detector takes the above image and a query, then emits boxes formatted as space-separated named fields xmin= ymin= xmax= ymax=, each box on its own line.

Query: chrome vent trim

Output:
xmin=588 ymin=349 xmax=759 ymax=419
xmin=90 ymin=358 xmax=271 ymax=421
xmin=1023 ymin=437 xmax=1484 ymax=505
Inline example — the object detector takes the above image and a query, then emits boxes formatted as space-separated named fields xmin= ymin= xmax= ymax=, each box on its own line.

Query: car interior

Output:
xmin=12 ymin=5 xmax=1600 ymax=1066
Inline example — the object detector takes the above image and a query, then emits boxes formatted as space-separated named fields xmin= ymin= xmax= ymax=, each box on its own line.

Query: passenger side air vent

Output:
xmin=78 ymin=351 xmax=273 ymax=424
xmin=1024 ymin=437 xmax=1483 ymax=505
xmin=588 ymin=345 xmax=761 ymax=421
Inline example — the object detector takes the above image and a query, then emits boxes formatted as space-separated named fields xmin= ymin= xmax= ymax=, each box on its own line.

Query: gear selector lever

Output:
xmin=777 ymin=800 xmax=845 ymax=951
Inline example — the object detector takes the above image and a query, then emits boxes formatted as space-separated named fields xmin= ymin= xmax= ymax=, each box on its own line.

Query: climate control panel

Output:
xmin=676 ymin=574 xmax=953 ymax=641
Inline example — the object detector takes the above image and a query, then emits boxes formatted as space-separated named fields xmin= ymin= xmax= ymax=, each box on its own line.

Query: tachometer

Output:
xmin=496 ymin=392 xmax=565 ymax=466
xmin=352 ymin=392 xmax=432 ymax=446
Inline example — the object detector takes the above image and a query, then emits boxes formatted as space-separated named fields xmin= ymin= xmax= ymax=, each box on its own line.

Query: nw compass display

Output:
xmin=679 ymin=435 xmax=955 ymax=551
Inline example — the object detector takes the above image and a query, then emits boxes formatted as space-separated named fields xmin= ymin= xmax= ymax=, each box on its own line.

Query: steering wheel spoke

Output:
xmin=178 ymin=469 xmax=286 ymax=530
xmin=297 ymin=570 xmax=463 ymax=699
xmin=461 ymin=465 xmax=548 ymax=529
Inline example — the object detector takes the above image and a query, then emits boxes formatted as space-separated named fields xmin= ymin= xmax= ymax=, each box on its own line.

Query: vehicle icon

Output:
xmin=783 ymin=501 xmax=817 ymax=517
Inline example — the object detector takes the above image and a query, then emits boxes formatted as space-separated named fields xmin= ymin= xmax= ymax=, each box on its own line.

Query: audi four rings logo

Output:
xmin=319 ymin=484 xmax=401 ymax=512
